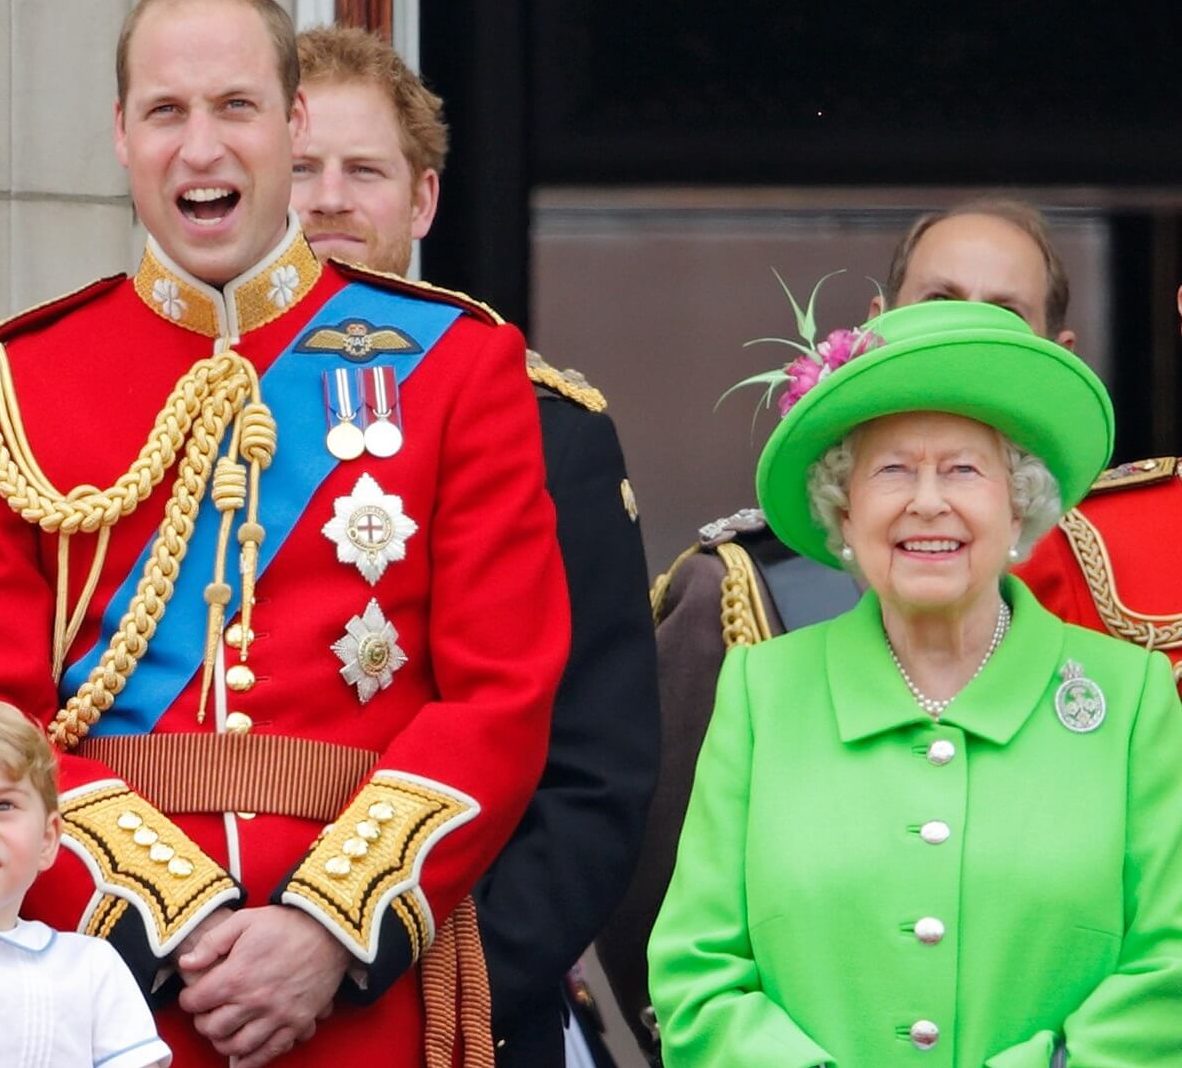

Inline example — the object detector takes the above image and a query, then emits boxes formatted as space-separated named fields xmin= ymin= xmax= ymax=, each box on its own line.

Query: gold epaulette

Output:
xmin=0 ymin=275 xmax=124 ymax=341
xmin=649 ymin=509 xmax=774 ymax=647
xmin=329 ymin=260 xmax=504 ymax=326
xmin=1088 ymin=456 xmax=1177 ymax=493
xmin=526 ymin=349 xmax=607 ymax=412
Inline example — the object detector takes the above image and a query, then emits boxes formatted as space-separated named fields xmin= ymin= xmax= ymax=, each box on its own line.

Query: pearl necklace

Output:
xmin=886 ymin=601 xmax=1012 ymax=719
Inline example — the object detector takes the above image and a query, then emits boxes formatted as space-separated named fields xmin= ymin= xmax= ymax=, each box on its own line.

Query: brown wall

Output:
xmin=532 ymin=188 xmax=1112 ymax=580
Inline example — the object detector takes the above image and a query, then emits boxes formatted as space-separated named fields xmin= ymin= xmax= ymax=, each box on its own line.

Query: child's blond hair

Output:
xmin=0 ymin=702 xmax=57 ymax=813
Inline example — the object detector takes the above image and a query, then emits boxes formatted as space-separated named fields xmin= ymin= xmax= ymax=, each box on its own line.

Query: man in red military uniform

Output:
xmin=0 ymin=1 xmax=568 ymax=1066
xmin=1017 ymin=283 xmax=1182 ymax=680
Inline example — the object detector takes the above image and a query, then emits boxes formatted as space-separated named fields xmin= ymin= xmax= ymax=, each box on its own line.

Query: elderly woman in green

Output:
xmin=648 ymin=300 xmax=1182 ymax=1067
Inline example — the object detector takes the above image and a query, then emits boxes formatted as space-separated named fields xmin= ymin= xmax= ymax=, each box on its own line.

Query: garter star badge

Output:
xmin=332 ymin=599 xmax=407 ymax=704
xmin=1054 ymin=660 xmax=1106 ymax=733
xmin=322 ymin=473 xmax=418 ymax=585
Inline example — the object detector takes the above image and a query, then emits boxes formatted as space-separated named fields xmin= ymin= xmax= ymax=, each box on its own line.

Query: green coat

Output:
xmin=649 ymin=577 xmax=1182 ymax=1067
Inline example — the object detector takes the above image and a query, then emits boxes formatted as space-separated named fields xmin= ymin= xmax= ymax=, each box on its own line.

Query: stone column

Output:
xmin=2 ymin=0 xmax=138 ymax=317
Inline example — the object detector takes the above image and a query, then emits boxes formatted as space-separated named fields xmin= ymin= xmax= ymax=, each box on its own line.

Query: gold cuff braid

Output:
xmin=282 ymin=772 xmax=479 ymax=963
xmin=61 ymin=781 xmax=238 ymax=956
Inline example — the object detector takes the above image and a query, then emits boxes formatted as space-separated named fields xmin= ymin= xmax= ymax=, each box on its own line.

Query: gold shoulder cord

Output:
xmin=1059 ymin=508 xmax=1182 ymax=674
xmin=716 ymin=542 xmax=773 ymax=648
xmin=649 ymin=544 xmax=700 ymax=624
xmin=0 ymin=343 xmax=276 ymax=749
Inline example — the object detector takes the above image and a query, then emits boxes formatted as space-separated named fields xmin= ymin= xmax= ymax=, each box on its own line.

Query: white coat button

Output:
xmin=920 ymin=820 xmax=950 ymax=844
xmin=914 ymin=917 xmax=945 ymax=944
xmin=927 ymin=739 xmax=956 ymax=765
xmin=910 ymin=1019 xmax=939 ymax=1049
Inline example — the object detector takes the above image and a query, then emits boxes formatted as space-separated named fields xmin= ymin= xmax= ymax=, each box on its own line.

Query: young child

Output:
xmin=0 ymin=701 xmax=171 ymax=1067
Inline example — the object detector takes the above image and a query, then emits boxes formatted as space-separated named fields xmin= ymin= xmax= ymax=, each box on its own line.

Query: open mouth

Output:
xmin=178 ymin=186 xmax=241 ymax=225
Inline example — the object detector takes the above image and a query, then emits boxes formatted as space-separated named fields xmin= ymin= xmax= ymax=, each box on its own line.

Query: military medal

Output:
xmin=1055 ymin=660 xmax=1106 ymax=733
xmin=323 ymin=368 xmax=365 ymax=460
xmin=322 ymin=472 xmax=418 ymax=585
xmin=332 ymin=598 xmax=407 ymax=704
xmin=361 ymin=365 xmax=404 ymax=458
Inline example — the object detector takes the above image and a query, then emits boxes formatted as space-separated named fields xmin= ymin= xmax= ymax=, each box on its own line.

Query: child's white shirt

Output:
xmin=0 ymin=918 xmax=171 ymax=1068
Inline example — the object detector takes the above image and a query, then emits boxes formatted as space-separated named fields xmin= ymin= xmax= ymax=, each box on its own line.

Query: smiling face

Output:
xmin=840 ymin=411 xmax=1020 ymax=619
xmin=114 ymin=0 xmax=308 ymax=286
xmin=0 ymin=768 xmax=61 ymax=931
xmin=292 ymin=79 xmax=438 ymax=276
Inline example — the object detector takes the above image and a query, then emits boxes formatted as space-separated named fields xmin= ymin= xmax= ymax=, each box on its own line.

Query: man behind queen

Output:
xmin=0 ymin=0 xmax=569 ymax=1065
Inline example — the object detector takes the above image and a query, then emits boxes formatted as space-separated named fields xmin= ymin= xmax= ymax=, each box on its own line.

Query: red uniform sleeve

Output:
xmin=276 ymin=320 xmax=570 ymax=1000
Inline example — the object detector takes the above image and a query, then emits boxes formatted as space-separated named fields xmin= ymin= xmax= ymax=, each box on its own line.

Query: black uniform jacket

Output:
xmin=474 ymin=379 xmax=661 ymax=1067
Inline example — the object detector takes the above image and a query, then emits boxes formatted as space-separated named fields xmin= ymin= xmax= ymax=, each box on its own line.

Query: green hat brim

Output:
xmin=755 ymin=302 xmax=1115 ymax=569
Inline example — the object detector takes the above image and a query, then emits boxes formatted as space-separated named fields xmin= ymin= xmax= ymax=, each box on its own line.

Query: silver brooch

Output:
xmin=322 ymin=473 xmax=418 ymax=585
xmin=332 ymin=599 xmax=407 ymax=704
xmin=1054 ymin=660 xmax=1106 ymax=733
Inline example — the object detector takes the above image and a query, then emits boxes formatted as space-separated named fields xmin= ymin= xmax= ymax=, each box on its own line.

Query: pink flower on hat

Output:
xmin=777 ymin=327 xmax=882 ymax=417
xmin=719 ymin=270 xmax=884 ymax=422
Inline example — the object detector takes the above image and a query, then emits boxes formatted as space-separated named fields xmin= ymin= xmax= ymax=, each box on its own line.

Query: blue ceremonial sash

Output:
xmin=61 ymin=283 xmax=462 ymax=736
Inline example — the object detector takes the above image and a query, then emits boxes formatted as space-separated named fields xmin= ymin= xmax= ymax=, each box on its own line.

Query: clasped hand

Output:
xmin=174 ymin=905 xmax=351 ymax=1067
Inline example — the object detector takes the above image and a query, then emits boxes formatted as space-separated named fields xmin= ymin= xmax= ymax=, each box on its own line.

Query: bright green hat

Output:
xmin=755 ymin=300 xmax=1114 ymax=569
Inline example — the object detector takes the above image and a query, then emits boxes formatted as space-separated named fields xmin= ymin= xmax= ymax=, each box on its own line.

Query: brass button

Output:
xmin=368 ymin=801 xmax=395 ymax=822
xmin=226 ymin=664 xmax=257 ymax=692
xmin=149 ymin=842 xmax=176 ymax=864
xmin=225 ymin=711 xmax=253 ymax=734
xmin=168 ymin=857 xmax=194 ymax=878
xmin=117 ymin=811 xmax=144 ymax=831
xmin=225 ymin=622 xmax=255 ymax=646
xmin=133 ymin=826 xmax=159 ymax=846
xmin=325 ymin=856 xmax=352 ymax=878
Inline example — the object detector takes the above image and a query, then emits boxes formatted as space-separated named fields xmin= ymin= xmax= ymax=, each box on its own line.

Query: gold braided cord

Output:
xmin=716 ymin=543 xmax=773 ymax=648
xmin=1058 ymin=508 xmax=1182 ymax=651
xmin=60 ymin=527 xmax=112 ymax=679
xmin=0 ymin=344 xmax=275 ymax=749
xmin=649 ymin=544 xmax=700 ymax=624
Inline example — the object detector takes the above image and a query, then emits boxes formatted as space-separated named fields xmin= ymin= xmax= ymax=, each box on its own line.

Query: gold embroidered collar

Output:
xmin=132 ymin=210 xmax=322 ymax=339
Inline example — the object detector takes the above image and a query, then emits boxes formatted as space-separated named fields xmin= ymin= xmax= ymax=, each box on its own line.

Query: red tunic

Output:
xmin=0 ymin=224 xmax=568 ymax=1065
xmin=1016 ymin=457 xmax=1182 ymax=681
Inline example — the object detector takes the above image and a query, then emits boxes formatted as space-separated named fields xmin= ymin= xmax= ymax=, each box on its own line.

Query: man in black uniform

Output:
xmin=291 ymin=27 xmax=660 ymax=1068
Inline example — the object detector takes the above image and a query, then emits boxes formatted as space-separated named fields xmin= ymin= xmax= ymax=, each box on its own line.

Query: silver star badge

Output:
xmin=332 ymin=599 xmax=408 ymax=704
xmin=322 ymin=473 xmax=418 ymax=585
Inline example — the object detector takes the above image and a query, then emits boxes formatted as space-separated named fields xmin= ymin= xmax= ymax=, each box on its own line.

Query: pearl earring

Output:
xmin=1007 ymin=546 xmax=1020 ymax=562
xmin=840 ymin=544 xmax=855 ymax=562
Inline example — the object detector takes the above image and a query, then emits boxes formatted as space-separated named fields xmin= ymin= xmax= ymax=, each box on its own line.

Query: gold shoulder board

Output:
xmin=329 ymin=260 xmax=504 ymax=326
xmin=1089 ymin=456 xmax=1177 ymax=493
xmin=526 ymin=349 xmax=607 ymax=413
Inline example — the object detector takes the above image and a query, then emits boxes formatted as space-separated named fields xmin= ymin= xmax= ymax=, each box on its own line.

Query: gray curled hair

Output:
xmin=807 ymin=427 xmax=1062 ymax=567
